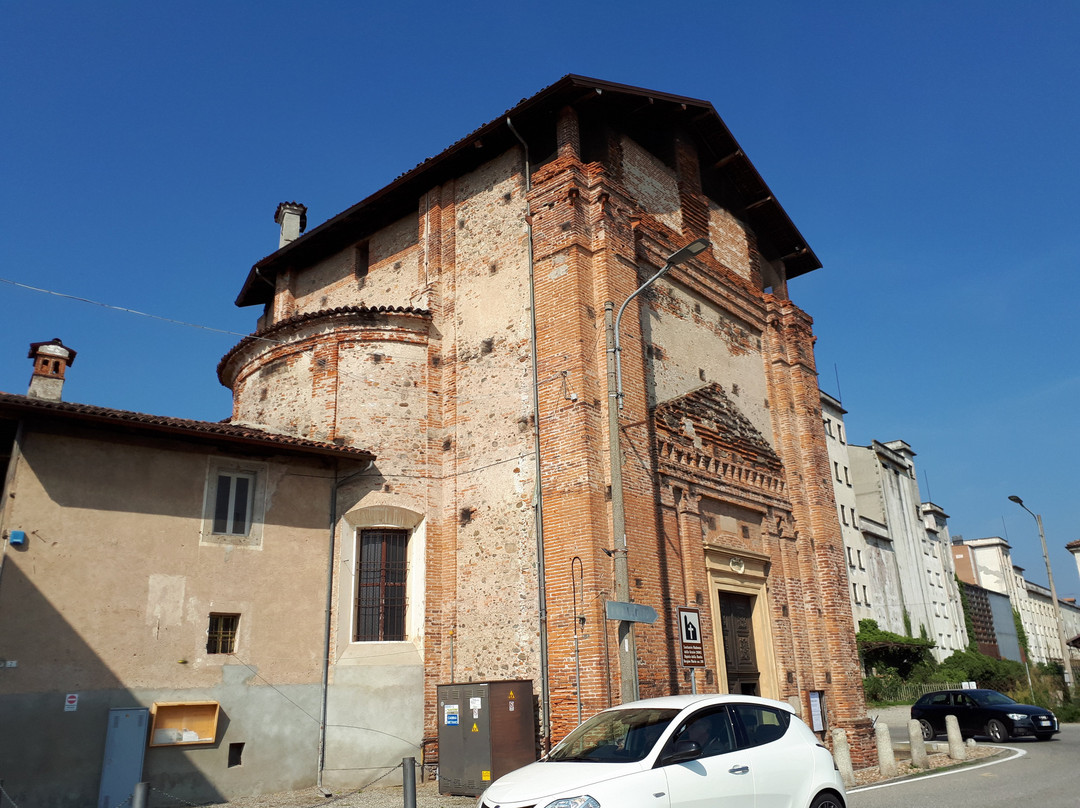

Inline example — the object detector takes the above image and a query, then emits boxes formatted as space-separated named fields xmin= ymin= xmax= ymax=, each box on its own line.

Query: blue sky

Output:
xmin=2 ymin=2 xmax=1078 ymax=597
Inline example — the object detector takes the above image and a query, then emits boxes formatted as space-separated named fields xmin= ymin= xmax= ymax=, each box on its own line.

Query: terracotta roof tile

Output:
xmin=0 ymin=391 xmax=374 ymax=461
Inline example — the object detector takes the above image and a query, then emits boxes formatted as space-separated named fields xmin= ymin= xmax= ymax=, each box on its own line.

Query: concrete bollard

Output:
xmin=874 ymin=722 xmax=897 ymax=779
xmin=403 ymin=756 xmax=416 ymax=808
xmin=830 ymin=728 xmax=855 ymax=788
xmin=131 ymin=782 xmax=149 ymax=808
xmin=907 ymin=720 xmax=928 ymax=768
xmin=945 ymin=715 xmax=966 ymax=761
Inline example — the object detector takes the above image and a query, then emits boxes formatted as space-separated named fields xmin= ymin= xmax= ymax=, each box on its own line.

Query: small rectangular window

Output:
xmin=840 ymin=505 xmax=848 ymax=526
xmin=834 ymin=462 xmax=841 ymax=482
xmin=837 ymin=424 xmax=845 ymax=443
xmin=862 ymin=585 xmax=869 ymax=605
xmin=213 ymin=472 xmax=254 ymax=536
xmin=207 ymin=613 xmax=240 ymax=654
xmin=355 ymin=241 xmax=370 ymax=280
xmin=852 ymin=582 xmax=860 ymax=604
xmin=857 ymin=549 xmax=864 ymax=569
xmin=202 ymin=459 xmax=265 ymax=548
xmin=844 ymin=466 xmax=850 ymax=486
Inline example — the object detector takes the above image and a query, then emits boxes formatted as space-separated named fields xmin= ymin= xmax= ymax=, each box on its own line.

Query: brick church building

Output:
xmin=220 ymin=75 xmax=873 ymax=781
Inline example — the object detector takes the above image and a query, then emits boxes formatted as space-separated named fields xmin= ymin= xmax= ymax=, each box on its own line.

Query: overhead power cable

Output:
xmin=0 ymin=275 xmax=279 ymax=343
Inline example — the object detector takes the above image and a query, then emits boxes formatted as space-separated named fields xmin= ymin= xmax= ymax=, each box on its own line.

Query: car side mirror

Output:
xmin=660 ymin=739 xmax=702 ymax=766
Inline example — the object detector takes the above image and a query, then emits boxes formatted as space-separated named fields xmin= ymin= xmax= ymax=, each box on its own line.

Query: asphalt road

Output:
xmin=848 ymin=723 xmax=1079 ymax=808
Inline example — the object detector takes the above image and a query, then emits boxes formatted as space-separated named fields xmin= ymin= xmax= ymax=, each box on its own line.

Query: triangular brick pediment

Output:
xmin=652 ymin=384 xmax=786 ymax=498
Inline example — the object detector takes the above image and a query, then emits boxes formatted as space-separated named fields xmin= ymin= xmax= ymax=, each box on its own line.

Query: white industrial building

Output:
xmin=821 ymin=394 xmax=968 ymax=661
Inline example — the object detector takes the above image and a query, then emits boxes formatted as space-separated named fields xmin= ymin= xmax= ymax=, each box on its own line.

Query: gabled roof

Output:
xmin=0 ymin=391 xmax=374 ymax=462
xmin=236 ymin=75 xmax=820 ymax=307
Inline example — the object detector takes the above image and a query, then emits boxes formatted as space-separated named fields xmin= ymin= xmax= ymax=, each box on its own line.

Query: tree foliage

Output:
xmin=856 ymin=619 xmax=935 ymax=678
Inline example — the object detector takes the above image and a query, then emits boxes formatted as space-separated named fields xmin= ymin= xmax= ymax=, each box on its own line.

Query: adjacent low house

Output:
xmin=0 ymin=340 xmax=377 ymax=806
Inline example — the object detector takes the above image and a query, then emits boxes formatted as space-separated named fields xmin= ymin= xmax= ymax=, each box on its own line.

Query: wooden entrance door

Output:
xmin=718 ymin=592 xmax=759 ymax=696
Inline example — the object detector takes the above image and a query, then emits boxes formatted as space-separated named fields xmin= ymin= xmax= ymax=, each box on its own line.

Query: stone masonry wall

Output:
xmin=223 ymin=108 xmax=872 ymax=761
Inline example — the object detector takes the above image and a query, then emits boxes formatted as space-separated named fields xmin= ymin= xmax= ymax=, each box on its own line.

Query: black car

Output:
xmin=911 ymin=688 xmax=1059 ymax=742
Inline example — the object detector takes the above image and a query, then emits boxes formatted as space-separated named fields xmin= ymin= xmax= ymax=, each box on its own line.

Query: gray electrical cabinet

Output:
xmin=97 ymin=707 xmax=150 ymax=808
xmin=437 ymin=679 xmax=536 ymax=796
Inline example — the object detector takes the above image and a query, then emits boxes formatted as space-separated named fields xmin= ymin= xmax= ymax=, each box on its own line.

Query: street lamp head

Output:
xmin=1008 ymin=495 xmax=1023 ymax=505
xmin=665 ymin=238 xmax=711 ymax=266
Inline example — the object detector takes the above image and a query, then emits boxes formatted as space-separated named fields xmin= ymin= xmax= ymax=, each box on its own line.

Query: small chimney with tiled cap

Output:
xmin=274 ymin=201 xmax=307 ymax=249
xmin=28 ymin=338 xmax=76 ymax=401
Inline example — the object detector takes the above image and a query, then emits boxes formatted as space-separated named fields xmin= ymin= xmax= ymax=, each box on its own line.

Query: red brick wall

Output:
xmin=222 ymin=104 xmax=873 ymax=764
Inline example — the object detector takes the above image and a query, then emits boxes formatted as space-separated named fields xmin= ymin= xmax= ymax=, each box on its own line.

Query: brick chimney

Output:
xmin=274 ymin=201 xmax=307 ymax=248
xmin=27 ymin=338 xmax=76 ymax=401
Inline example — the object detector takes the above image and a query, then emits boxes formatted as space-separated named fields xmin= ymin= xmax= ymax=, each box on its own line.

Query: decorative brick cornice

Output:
xmin=218 ymin=305 xmax=432 ymax=384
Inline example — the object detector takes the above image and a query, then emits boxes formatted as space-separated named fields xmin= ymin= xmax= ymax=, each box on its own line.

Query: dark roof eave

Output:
xmin=235 ymin=75 xmax=821 ymax=307
xmin=0 ymin=393 xmax=375 ymax=462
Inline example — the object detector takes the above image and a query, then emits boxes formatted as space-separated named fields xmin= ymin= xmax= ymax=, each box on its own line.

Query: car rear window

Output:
xmin=730 ymin=704 xmax=790 ymax=748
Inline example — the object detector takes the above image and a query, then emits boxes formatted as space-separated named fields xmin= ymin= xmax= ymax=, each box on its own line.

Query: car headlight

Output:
xmin=542 ymin=797 xmax=600 ymax=808
xmin=1006 ymin=713 xmax=1027 ymax=721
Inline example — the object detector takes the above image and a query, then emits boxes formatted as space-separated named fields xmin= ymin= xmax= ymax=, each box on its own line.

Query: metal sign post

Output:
xmin=676 ymin=607 xmax=705 ymax=694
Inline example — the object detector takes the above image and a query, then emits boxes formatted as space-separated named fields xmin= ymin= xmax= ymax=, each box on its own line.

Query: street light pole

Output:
xmin=605 ymin=238 xmax=709 ymax=704
xmin=1009 ymin=495 xmax=1074 ymax=689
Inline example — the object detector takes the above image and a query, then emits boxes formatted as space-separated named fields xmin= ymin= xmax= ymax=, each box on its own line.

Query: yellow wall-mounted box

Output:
xmin=149 ymin=701 xmax=220 ymax=747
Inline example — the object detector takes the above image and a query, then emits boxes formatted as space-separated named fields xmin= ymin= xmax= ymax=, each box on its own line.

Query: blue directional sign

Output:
xmin=605 ymin=600 xmax=658 ymax=624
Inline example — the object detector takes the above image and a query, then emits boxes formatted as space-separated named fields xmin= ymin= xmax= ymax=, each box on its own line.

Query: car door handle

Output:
xmin=728 ymin=765 xmax=750 ymax=775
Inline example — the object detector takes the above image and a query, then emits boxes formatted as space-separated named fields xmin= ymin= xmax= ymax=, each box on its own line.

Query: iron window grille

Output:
xmin=354 ymin=528 xmax=408 ymax=641
xmin=207 ymin=613 xmax=240 ymax=654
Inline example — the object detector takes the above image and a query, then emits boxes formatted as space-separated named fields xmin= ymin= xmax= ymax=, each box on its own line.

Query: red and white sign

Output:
xmin=677 ymin=607 xmax=705 ymax=668
xmin=64 ymin=693 xmax=78 ymax=712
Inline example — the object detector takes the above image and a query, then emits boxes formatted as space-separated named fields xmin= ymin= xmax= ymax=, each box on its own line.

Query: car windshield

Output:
xmin=971 ymin=691 xmax=1017 ymax=707
xmin=548 ymin=707 xmax=680 ymax=763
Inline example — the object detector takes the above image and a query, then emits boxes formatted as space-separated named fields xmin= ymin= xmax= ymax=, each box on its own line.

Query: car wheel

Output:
xmin=986 ymin=719 xmax=1008 ymax=743
xmin=809 ymin=791 xmax=845 ymax=808
xmin=919 ymin=719 xmax=935 ymax=741
xmin=1034 ymin=732 xmax=1053 ymax=741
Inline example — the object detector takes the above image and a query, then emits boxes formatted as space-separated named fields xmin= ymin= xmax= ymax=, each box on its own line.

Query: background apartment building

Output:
xmin=821 ymin=393 xmax=876 ymax=626
xmin=954 ymin=537 xmax=1080 ymax=670
xmin=821 ymin=395 xmax=968 ymax=660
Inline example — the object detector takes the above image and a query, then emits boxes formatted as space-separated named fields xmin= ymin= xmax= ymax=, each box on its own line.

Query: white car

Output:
xmin=477 ymin=694 xmax=846 ymax=808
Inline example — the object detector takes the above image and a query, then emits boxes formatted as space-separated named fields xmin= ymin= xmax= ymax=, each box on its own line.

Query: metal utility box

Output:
xmin=437 ymin=679 xmax=535 ymax=796
xmin=97 ymin=707 xmax=149 ymax=808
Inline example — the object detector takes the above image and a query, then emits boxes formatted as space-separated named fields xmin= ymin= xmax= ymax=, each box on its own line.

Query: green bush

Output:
xmin=863 ymin=665 xmax=904 ymax=703
xmin=1055 ymin=700 xmax=1080 ymax=723
xmin=936 ymin=649 xmax=1025 ymax=692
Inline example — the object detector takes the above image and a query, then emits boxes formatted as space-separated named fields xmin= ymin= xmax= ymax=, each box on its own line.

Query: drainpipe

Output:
xmin=317 ymin=459 xmax=374 ymax=794
xmin=507 ymin=116 xmax=551 ymax=752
